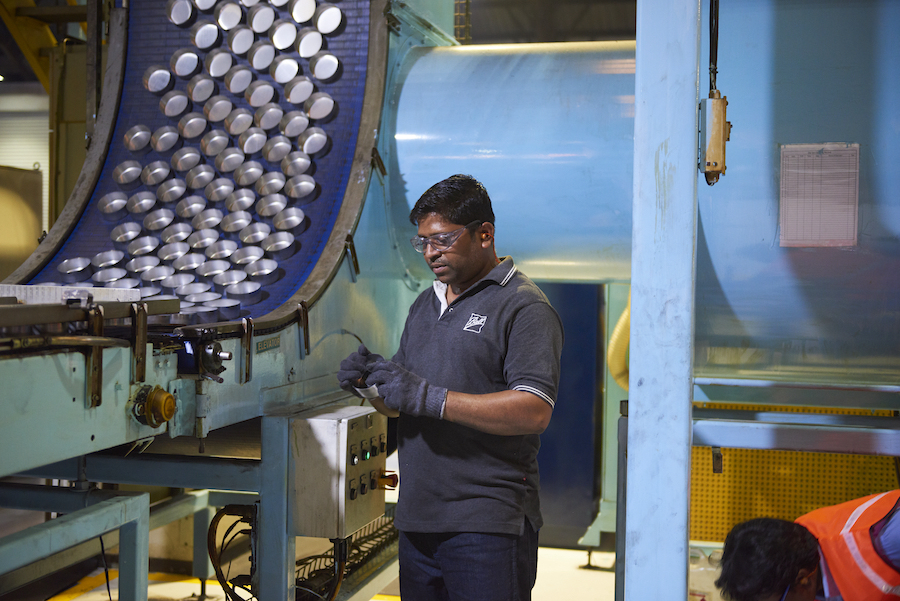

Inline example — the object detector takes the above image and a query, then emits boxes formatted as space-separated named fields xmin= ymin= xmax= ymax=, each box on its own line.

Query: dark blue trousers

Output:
xmin=398 ymin=523 xmax=539 ymax=601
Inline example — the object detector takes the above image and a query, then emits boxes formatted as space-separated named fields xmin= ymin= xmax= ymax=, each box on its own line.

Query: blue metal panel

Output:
xmin=535 ymin=282 xmax=600 ymax=548
xmin=694 ymin=0 xmax=900 ymax=388
xmin=388 ymin=42 xmax=635 ymax=283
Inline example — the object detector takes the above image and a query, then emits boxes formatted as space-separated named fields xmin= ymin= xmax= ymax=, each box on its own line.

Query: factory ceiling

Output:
xmin=0 ymin=0 xmax=635 ymax=86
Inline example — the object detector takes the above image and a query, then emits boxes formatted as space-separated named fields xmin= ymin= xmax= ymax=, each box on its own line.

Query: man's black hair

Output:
xmin=409 ymin=174 xmax=495 ymax=227
xmin=715 ymin=518 xmax=819 ymax=601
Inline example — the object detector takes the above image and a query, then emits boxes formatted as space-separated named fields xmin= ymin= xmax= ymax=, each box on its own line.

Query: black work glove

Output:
xmin=366 ymin=360 xmax=447 ymax=419
xmin=337 ymin=344 xmax=384 ymax=397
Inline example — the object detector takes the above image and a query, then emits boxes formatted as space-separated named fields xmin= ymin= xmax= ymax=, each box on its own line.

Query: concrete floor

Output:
xmin=50 ymin=547 xmax=618 ymax=601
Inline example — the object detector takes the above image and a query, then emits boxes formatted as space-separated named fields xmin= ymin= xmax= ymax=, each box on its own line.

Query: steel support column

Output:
xmin=624 ymin=0 xmax=701 ymax=598
xmin=258 ymin=414 xmax=296 ymax=601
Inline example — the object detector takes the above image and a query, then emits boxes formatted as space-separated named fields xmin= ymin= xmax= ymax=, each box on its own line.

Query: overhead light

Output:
xmin=0 ymin=75 xmax=5 ymax=82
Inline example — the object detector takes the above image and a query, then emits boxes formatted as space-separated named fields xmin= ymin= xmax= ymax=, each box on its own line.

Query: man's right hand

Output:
xmin=337 ymin=344 xmax=384 ymax=397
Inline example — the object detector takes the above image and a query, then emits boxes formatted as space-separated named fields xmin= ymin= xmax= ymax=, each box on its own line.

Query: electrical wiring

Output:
xmin=208 ymin=505 xmax=256 ymax=601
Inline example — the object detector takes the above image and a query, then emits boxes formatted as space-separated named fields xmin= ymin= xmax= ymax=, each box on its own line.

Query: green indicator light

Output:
xmin=363 ymin=450 xmax=370 ymax=460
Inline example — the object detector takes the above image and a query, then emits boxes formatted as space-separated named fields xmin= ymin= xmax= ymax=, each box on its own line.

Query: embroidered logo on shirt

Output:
xmin=463 ymin=313 xmax=487 ymax=333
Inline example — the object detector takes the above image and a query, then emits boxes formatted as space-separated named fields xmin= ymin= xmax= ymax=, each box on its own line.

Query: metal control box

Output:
xmin=290 ymin=404 xmax=388 ymax=539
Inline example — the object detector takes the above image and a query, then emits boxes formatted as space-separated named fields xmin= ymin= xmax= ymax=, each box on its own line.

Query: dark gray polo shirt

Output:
xmin=392 ymin=257 xmax=564 ymax=535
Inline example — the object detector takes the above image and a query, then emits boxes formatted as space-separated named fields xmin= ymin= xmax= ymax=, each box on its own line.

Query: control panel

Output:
xmin=290 ymin=404 xmax=389 ymax=539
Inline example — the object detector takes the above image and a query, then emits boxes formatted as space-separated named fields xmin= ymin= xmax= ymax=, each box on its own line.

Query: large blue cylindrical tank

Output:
xmin=384 ymin=41 xmax=635 ymax=283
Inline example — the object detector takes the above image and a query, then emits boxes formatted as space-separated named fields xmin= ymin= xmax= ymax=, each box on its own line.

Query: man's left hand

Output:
xmin=366 ymin=360 xmax=447 ymax=419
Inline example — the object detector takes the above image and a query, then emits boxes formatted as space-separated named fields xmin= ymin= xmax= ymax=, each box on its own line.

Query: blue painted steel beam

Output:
xmin=0 ymin=493 xmax=149 ymax=601
xmin=625 ymin=0 xmax=701 ymax=599
xmin=258 ymin=414 xmax=296 ymax=600
xmin=23 ymin=455 xmax=261 ymax=492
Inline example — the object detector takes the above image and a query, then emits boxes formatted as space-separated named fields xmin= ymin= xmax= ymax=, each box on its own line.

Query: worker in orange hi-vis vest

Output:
xmin=715 ymin=491 xmax=900 ymax=601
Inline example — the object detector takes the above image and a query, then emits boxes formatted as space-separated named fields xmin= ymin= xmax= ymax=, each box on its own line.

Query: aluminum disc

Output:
xmin=191 ymin=21 xmax=220 ymax=49
xmin=200 ymin=129 xmax=230 ymax=156
xmin=295 ymin=27 xmax=322 ymax=58
xmin=232 ymin=246 xmax=264 ymax=265
xmin=185 ymin=293 xmax=221 ymax=305
xmin=247 ymin=4 xmax=275 ymax=32
xmin=284 ymin=76 xmax=313 ymax=104
xmin=234 ymin=161 xmax=263 ymax=186
xmin=187 ymin=228 xmax=220 ymax=249
xmin=161 ymin=272 xmax=195 ymax=290
xmin=186 ymin=164 xmax=216 ymax=189
xmin=92 ymin=267 xmax=127 ymax=285
xmin=225 ymin=188 xmax=256 ymax=211
xmin=124 ymin=125 xmax=152 ymax=152
xmin=98 ymin=191 xmax=128 ymax=214
xmin=309 ymin=52 xmax=339 ymax=81
xmin=280 ymin=112 xmax=308 ymax=138
xmin=178 ymin=112 xmax=208 ymax=139
xmin=225 ymin=281 xmax=262 ymax=305
xmin=280 ymin=151 xmax=310 ymax=176
xmin=261 ymin=231 xmax=294 ymax=252
xmin=170 ymin=48 xmax=201 ymax=78
xmin=197 ymin=259 xmax=231 ymax=278
xmin=173 ymin=254 xmax=207 ymax=272
xmin=214 ymin=1 xmax=243 ymax=30
xmin=192 ymin=208 xmax=224 ymax=229
xmin=175 ymin=195 xmax=207 ymax=218
xmin=269 ymin=55 xmax=299 ymax=84
xmin=244 ymin=258 xmax=280 ymax=283
xmin=205 ymin=178 xmax=235 ymax=201
xmin=247 ymin=41 xmax=275 ymax=71
xmin=141 ymin=266 xmax=176 ymax=284
xmin=205 ymin=297 xmax=242 ymax=320
xmin=127 ymin=236 xmax=161 ymax=257
xmin=225 ymin=108 xmax=254 ymax=135
xmin=126 ymin=256 xmax=161 ymax=274
xmin=158 ymin=242 xmax=190 ymax=262
xmin=187 ymin=74 xmax=216 ymax=102
xmin=143 ymin=65 xmax=172 ymax=94
xmin=298 ymin=127 xmax=327 ymax=154
xmin=113 ymin=160 xmax=142 ymax=185
xmin=111 ymin=222 xmax=142 ymax=243
xmin=255 ymin=172 xmax=285 ymax=196
xmin=288 ymin=0 xmax=315 ymax=23
xmin=204 ymin=95 xmax=233 ymax=122
xmin=151 ymin=126 xmax=181 ymax=153
xmin=225 ymin=65 xmax=254 ymax=94
xmin=227 ymin=25 xmax=255 ymax=55
xmin=268 ymin=0 xmax=289 ymax=7
xmin=245 ymin=80 xmax=275 ymax=108
xmin=262 ymin=136 xmax=292 ymax=162
xmin=205 ymin=240 xmax=239 ymax=260
xmin=213 ymin=270 xmax=247 ymax=287
xmin=256 ymin=193 xmax=287 ymax=217
xmin=314 ymin=3 xmax=342 ymax=34
xmin=239 ymin=0 xmax=260 ymax=6
xmin=238 ymin=127 xmax=268 ymax=154
xmin=160 ymin=90 xmax=190 ymax=117
xmin=167 ymin=0 xmax=194 ymax=26
xmin=254 ymin=102 xmax=283 ymax=130
xmin=193 ymin=0 xmax=217 ymax=11
xmin=161 ymin=222 xmax=194 ymax=243
xmin=204 ymin=49 xmax=234 ymax=79
xmin=284 ymin=174 xmax=314 ymax=199
xmin=304 ymin=92 xmax=334 ymax=120
xmin=141 ymin=160 xmax=171 ymax=186
xmin=171 ymin=146 xmax=202 ymax=172
xmin=127 ymin=191 xmax=157 ymax=214
xmin=176 ymin=281 xmax=211 ymax=295
xmin=106 ymin=278 xmax=139 ymax=289
xmin=239 ymin=222 xmax=270 ymax=244
xmin=157 ymin=178 xmax=187 ymax=203
xmin=220 ymin=211 xmax=252 ymax=232
xmin=92 ymin=250 xmax=125 ymax=269
xmin=144 ymin=208 xmax=176 ymax=231
xmin=273 ymin=206 xmax=305 ymax=229
xmin=269 ymin=20 xmax=297 ymax=49
xmin=215 ymin=147 xmax=246 ymax=172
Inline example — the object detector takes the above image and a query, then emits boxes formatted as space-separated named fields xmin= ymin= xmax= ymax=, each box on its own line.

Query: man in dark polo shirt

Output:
xmin=337 ymin=174 xmax=563 ymax=601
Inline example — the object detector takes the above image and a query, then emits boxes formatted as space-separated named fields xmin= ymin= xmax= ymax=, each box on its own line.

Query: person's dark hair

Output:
xmin=715 ymin=518 xmax=819 ymax=601
xmin=409 ymin=174 xmax=495 ymax=227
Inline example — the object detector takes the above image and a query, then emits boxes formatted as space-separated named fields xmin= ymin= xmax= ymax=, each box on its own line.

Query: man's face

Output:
xmin=416 ymin=213 xmax=491 ymax=293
